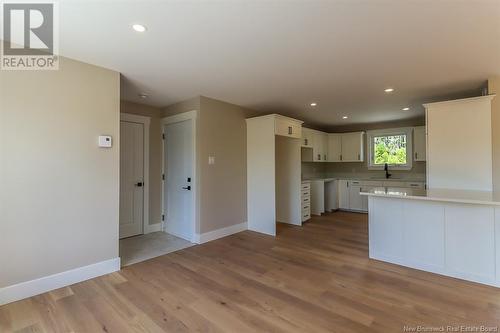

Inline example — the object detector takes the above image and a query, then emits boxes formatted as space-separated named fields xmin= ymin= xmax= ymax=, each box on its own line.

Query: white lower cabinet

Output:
xmin=338 ymin=180 xmax=349 ymax=209
xmin=301 ymin=181 xmax=311 ymax=222
xmin=348 ymin=181 xmax=363 ymax=211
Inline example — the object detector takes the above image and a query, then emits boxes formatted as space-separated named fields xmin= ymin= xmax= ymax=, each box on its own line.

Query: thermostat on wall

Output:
xmin=98 ymin=135 xmax=113 ymax=148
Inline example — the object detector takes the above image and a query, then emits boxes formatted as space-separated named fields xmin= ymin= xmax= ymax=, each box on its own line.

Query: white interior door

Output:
xmin=164 ymin=119 xmax=194 ymax=241
xmin=120 ymin=121 xmax=144 ymax=238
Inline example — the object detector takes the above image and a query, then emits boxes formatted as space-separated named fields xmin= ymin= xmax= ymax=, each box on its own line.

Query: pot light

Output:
xmin=132 ymin=24 xmax=147 ymax=32
xmin=402 ymin=107 xmax=410 ymax=111
xmin=384 ymin=88 xmax=394 ymax=93
xmin=138 ymin=93 xmax=148 ymax=99
xmin=342 ymin=116 xmax=348 ymax=119
xmin=310 ymin=102 xmax=317 ymax=107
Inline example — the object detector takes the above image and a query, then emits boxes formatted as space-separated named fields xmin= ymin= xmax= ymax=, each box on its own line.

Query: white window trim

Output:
xmin=366 ymin=127 xmax=413 ymax=170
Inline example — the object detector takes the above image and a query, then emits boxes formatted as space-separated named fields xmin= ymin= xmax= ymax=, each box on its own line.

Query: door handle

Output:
xmin=136 ymin=182 xmax=143 ymax=187
xmin=182 ymin=186 xmax=191 ymax=191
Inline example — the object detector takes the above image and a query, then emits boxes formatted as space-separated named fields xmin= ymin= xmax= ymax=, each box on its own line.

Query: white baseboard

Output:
xmin=194 ymin=222 xmax=247 ymax=244
xmin=145 ymin=222 xmax=162 ymax=234
xmin=0 ymin=257 xmax=120 ymax=306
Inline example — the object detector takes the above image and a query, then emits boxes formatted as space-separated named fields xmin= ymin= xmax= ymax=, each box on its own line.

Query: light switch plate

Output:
xmin=208 ymin=156 xmax=215 ymax=165
xmin=98 ymin=135 xmax=112 ymax=148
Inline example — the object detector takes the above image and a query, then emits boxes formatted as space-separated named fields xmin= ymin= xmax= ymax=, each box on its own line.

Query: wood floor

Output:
xmin=2 ymin=212 xmax=500 ymax=332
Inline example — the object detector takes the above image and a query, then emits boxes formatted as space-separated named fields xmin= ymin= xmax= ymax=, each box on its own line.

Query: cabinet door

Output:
xmin=349 ymin=181 xmax=363 ymax=211
xmin=338 ymin=180 xmax=349 ymax=209
xmin=312 ymin=131 xmax=323 ymax=162
xmin=341 ymin=132 xmax=364 ymax=162
xmin=327 ymin=134 xmax=341 ymax=162
xmin=361 ymin=186 xmax=374 ymax=212
xmin=321 ymin=133 xmax=328 ymax=162
xmin=413 ymin=126 xmax=426 ymax=161
xmin=302 ymin=128 xmax=313 ymax=147
xmin=275 ymin=118 xmax=301 ymax=138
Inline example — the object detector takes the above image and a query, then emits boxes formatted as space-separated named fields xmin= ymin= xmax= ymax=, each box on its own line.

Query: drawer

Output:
xmin=406 ymin=182 xmax=424 ymax=189
xmin=301 ymin=210 xmax=311 ymax=222
xmin=302 ymin=196 xmax=311 ymax=204
xmin=360 ymin=180 xmax=383 ymax=186
xmin=301 ymin=182 xmax=311 ymax=191
xmin=301 ymin=203 xmax=310 ymax=212
xmin=301 ymin=189 xmax=310 ymax=197
xmin=350 ymin=180 xmax=361 ymax=186
xmin=383 ymin=181 xmax=406 ymax=187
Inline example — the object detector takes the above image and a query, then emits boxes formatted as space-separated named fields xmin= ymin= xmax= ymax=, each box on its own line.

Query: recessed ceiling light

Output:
xmin=138 ymin=93 xmax=148 ymax=99
xmin=402 ymin=107 xmax=410 ymax=111
xmin=342 ymin=116 xmax=348 ymax=119
xmin=384 ymin=88 xmax=394 ymax=93
xmin=132 ymin=24 xmax=147 ymax=32
xmin=310 ymin=102 xmax=317 ymax=107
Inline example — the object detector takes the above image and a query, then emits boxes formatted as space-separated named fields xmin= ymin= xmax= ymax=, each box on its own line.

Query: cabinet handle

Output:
xmin=340 ymin=154 xmax=342 ymax=161
xmin=358 ymin=153 xmax=360 ymax=160
xmin=317 ymin=154 xmax=321 ymax=160
xmin=288 ymin=126 xmax=292 ymax=135
xmin=324 ymin=154 xmax=327 ymax=161
xmin=305 ymin=138 xmax=308 ymax=145
xmin=415 ymin=152 xmax=418 ymax=159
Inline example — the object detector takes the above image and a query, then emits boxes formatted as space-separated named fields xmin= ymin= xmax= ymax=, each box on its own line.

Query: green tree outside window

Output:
xmin=373 ymin=134 xmax=407 ymax=165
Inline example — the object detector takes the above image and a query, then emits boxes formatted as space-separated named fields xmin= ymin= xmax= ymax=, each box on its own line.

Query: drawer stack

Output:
xmin=301 ymin=181 xmax=311 ymax=222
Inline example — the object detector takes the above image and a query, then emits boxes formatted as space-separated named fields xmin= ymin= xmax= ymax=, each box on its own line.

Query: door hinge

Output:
xmin=161 ymin=214 xmax=165 ymax=221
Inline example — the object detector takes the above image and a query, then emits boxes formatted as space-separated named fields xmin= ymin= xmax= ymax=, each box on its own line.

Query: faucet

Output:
xmin=384 ymin=163 xmax=392 ymax=179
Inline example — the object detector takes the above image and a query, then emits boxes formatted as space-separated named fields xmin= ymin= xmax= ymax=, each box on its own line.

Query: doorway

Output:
xmin=119 ymin=113 xmax=193 ymax=267
xmin=162 ymin=111 xmax=197 ymax=242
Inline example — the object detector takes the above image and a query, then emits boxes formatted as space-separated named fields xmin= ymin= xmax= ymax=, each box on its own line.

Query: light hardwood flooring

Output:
xmin=1 ymin=211 xmax=500 ymax=332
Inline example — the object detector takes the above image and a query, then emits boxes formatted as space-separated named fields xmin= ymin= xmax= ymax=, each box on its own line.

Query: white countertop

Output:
xmin=360 ymin=187 xmax=500 ymax=206
xmin=302 ymin=176 xmax=426 ymax=183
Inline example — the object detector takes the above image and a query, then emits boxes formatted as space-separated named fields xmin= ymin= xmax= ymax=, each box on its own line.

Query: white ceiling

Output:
xmin=59 ymin=0 xmax=500 ymax=127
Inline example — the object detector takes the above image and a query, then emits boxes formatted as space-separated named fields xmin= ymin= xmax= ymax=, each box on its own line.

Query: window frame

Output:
xmin=366 ymin=127 xmax=413 ymax=170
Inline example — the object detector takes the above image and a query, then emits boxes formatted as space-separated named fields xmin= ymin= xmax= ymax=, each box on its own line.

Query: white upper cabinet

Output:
xmin=327 ymin=134 xmax=341 ymax=162
xmin=413 ymin=126 xmax=426 ymax=161
xmin=274 ymin=115 xmax=302 ymax=139
xmin=301 ymin=128 xmax=313 ymax=147
xmin=311 ymin=130 xmax=328 ymax=162
xmin=340 ymin=132 xmax=364 ymax=162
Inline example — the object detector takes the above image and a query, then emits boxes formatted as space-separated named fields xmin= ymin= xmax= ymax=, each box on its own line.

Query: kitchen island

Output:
xmin=361 ymin=187 xmax=500 ymax=287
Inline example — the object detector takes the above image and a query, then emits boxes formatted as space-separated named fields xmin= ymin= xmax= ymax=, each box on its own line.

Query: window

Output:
xmin=367 ymin=128 xmax=413 ymax=170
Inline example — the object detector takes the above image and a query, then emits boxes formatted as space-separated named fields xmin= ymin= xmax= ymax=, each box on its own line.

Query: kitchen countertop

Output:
xmin=360 ymin=187 xmax=500 ymax=206
xmin=301 ymin=176 xmax=426 ymax=183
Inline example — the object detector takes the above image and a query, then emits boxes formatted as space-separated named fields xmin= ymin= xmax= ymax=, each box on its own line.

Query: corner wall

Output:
xmin=162 ymin=96 xmax=249 ymax=235
xmin=0 ymin=57 xmax=120 ymax=294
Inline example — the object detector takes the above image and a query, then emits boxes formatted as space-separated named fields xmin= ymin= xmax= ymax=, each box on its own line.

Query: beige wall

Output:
xmin=489 ymin=77 xmax=500 ymax=192
xmin=0 ymin=57 xmax=120 ymax=288
xmin=162 ymin=96 xmax=248 ymax=234
xmin=120 ymin=101 xmax=162 ymax=225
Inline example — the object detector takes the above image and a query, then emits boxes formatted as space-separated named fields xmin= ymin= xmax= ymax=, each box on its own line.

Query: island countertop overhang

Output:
xmin=360 ymin=187 xmax=500 ymax=206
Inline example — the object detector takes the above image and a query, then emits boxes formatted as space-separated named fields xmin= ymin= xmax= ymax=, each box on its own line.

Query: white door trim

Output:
xmin=161 ymin=110 xmax=198 ymax=242
xmin=120 ymin=113 xmax=150 ymax=235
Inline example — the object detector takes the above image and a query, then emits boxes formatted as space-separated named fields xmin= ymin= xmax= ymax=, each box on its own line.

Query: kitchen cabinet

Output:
xmin=311 ymin=130 xmax=328 ymax=162
xmin=274 ymin=115 xmax=302 ymax=139
xmin=327 ymin=134 xmax=341 ymax=162
xmin=413 ymin=126 xmax=426 ymax=161
xmin=348 ymin=180 xmax=363 ymax=211
xmin=338 ymin=180 xmax=349 ymax=209
xmin=302 ymin=128 xmax=313 ymax=148
xmin=341 ymin=132 xmax=364 ymax=162
xmin=301 ymin=181 xmax=311 ymax=222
